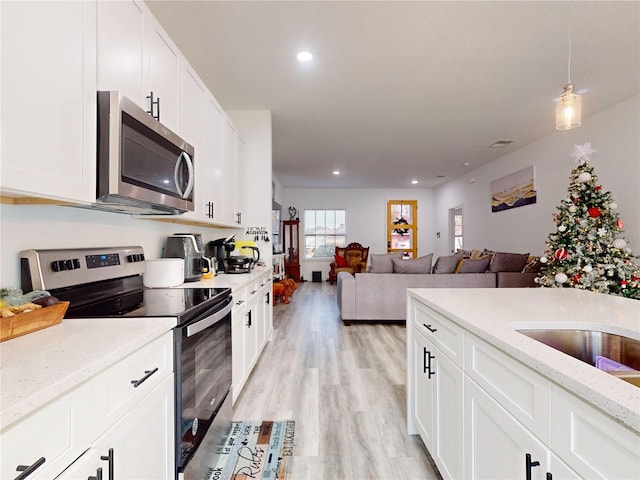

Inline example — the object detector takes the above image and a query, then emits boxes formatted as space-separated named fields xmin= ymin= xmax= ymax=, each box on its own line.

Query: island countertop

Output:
xmin=407 ymin=287 xmax=640 ymax=432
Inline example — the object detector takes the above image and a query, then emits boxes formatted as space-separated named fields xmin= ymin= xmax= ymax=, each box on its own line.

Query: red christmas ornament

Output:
xmin=572 ymin=198 xmax=579 ymax=204
xmin=632 ymin=276 xmax=639 ymax=282
xmin=588 ymin=207 xmax=601 ymax=218
xmin=572 ymin=274 xmax=582 ymax=283
xmin=616 ymin=219 xmax=624 ymax=229
xmin=554 ymin=248 xmax=568 ymax=261
xmin=594 ymin=185 xmax=602 ymax=192
xmin=620 ymin=280 xmax=628 ymax=288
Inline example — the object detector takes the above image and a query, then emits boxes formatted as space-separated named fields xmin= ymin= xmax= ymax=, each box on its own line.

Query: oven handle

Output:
xmin=186 ymin=296 xmax=233 ymax=338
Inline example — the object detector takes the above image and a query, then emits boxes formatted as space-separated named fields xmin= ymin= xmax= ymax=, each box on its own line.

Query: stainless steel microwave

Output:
xmin=96 ymin=91 xmax=194 ymax=215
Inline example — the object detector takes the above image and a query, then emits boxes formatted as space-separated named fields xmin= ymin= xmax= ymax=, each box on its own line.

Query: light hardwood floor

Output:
xmin=232 ymin=281 xmax=441 ymax=480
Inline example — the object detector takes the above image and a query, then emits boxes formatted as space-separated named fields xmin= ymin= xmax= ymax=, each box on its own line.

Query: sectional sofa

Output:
xmin=336 ymin=250 xmax=539 ymax=324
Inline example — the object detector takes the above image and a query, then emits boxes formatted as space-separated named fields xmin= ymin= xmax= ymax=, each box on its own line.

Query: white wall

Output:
xmin=281 ymin=188 xmax=435 ymax=281
xmin=228 ymin=110 xmax=273 ymax=263
xmin=432 ymin=95 xmax=640 ymax=259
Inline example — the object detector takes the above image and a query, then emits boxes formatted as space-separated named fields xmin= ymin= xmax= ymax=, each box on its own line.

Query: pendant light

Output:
xmin=556 ymin=33 xmax=582 ymax=130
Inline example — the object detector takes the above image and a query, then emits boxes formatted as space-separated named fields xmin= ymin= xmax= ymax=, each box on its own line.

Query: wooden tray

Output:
xmin=0 ymin=301 xmax=69 ymax=342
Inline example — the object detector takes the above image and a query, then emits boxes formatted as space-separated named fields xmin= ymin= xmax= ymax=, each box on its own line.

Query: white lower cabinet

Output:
xmin=91 ymin=375 xmax=174 ymax=480
xmin=551 ymin=385 xmax=640 ymax=479
xmin=465 ymin=376 xmax=579 ymax=480
xmin=413 ymin=328 xmax=464 ymax=480
xmin=57 ymin=375 xmax=174 ymax=480
xmin=231 ymin=271 xmax=273 ymax=403
xmin=408 ymin=295 xmax=638 ymax=480
xmin=0 ymin=332 xmax=175 ymax=480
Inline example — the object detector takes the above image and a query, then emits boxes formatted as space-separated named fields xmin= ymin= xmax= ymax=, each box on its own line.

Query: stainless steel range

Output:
xmin=20 ymin=246 xmax=233 ymax=479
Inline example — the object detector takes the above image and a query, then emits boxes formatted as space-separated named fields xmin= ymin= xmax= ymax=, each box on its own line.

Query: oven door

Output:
xmin=175 ymin=295 xmax=233 ymax=472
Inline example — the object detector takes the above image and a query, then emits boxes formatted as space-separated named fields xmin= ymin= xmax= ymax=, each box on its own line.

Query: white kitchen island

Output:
xmin=406 ymin=287 xmax=640 ymax=480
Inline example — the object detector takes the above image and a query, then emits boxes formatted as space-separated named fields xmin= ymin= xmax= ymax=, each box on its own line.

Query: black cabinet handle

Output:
xmin=422 ymin=348 xmax=436 ymax=378
xmin=131 ymin=367 xmax=159 ymax=388
xmin=423 ymin=323 xmax=437 ymax=333
xmin=100 ymin=448 xmax=114 ymax=480
xmin=265 ymin=292 xmax=270 ymax=304
xmin=236 ymin=299 xmax=245 ymax=306
xmin=88 ymin=467 xmax=103 ymax=480
xmin=146 ymin=92 xmax=160 ymax=121
xmin=14 ymin=457 xmax=45 ymax=480
xmin=546 ymin=473 xmax=553 ymax=480
xmin=246 ymin=310 xmax=252 ymax=328
xmin=525 ymin=453 xmax=540 ymax=480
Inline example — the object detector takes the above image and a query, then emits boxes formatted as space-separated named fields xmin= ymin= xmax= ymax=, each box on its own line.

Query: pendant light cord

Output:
xmin=567 ymin=32 xmax=573 ymax=84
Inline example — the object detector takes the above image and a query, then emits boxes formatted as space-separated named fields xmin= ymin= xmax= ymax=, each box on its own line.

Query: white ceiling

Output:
xmin=146 ymin=1 xmax=640 ymax=189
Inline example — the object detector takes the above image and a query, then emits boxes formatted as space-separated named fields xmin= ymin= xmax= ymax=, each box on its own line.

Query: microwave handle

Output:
xmin=174 ymin=152 xmax=194 ymax=200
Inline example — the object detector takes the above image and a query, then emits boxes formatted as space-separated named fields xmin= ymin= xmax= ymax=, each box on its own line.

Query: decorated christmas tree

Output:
xmin=535 ymin=143 xmax=640 ymax=299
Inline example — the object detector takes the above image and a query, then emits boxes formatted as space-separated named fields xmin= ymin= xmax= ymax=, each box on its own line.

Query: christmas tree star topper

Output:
xmin=570 ymin=142 xmax=596 ymax=164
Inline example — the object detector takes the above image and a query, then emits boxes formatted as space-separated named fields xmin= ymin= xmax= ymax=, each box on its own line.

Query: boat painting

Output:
xmin=490 ymin=166 xmax=537 ymax=212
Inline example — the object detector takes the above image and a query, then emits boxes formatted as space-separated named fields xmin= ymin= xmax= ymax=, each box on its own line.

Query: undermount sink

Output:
xmin=518 ymin=329 xmax=640 ymax=387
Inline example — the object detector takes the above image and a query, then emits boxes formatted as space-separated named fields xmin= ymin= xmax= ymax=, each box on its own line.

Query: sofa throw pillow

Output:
xmin=454 ymin=255 xmax=491 ymax=273
xmin=523 ymin=255 xmax=542 ymax=273
xmin=369 ymin=251 xmax=403 ymax=273
xmin=432 ymin=252 xmax=464 ymax=274
xmin=334 ymin=254 xmax=347 ymax=267
xmin=488 ymin=251 xmax=530 ymax=272
xmin=392 ymin=253 xmax=434 ymax=274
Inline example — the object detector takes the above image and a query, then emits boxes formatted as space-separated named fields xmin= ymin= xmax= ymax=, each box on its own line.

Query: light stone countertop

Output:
xmin=407 ymin=287 xmax=640 ymax=432
xmin=175 ymin=265 xmax=272 ymax=291
xmin=0 ymin=267 xmax=273 ymax=431
xmin=0 ymin=316 xmax=176 ymax=431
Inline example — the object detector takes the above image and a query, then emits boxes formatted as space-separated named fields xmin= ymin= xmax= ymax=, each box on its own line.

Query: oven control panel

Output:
xmin=20 ymin=246 xmax=146 ymax=291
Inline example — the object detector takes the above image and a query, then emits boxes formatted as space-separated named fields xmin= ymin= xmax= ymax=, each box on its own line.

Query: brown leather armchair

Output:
xmin=328 ymin=242 xmax=370 ymax=285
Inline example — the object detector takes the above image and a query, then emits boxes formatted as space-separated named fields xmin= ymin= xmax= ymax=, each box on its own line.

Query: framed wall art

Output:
xmin=490 ymin=165 xmax=537 ymax=212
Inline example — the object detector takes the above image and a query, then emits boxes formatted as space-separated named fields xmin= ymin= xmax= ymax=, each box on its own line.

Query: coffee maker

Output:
xmin=164 ymin=233 xmax=208 ymax=282
xmin=206 ymin=235 xmax=236 ymax=274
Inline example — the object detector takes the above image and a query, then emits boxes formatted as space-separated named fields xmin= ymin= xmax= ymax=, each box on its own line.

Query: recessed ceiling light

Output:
xmin=297 ymin=51 xmax=313 ymax=62
xmin=332 ymin=170 xmax=340 ymax=175
xmin=463 ymin=162 xmax=471 ymax=167
xmin=489 ymin=140 xmax=514 ymax=148
xmin=411 ymin=179 xmax=419 ymax=185
xmin=436 ymin=174 xmax=447 ymax=178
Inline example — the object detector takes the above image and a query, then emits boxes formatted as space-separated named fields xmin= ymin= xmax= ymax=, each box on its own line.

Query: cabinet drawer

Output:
xmin=413 ymin=301 xmax=463 ymax=366
xmin=93 ymin=332 xmax=173 ymax=427
xmin=233 ymin=285 xmax=247 ymax=308
xmin=0 ymin=389 xmax=87 ymax=480
xmin=551 ymin=385 xmax=640 ymax=479
xmin=465 ymin=333 xmax=551 ymax=442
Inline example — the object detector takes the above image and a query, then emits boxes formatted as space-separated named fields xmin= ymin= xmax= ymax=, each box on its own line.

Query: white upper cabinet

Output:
xmin=202 ymin=95 xmax=225 ymax=223
xmin=96 ymin=0 xmax=145 ymax=103
xmin=98 ymin=0 xmax=179 ymax=132
xmin=144 ymin=14 xmax=180 ymax=132
xmin=222 ymin=119 xmax=245 ymax=226
xmin=0 ymin=1 xmax=97 ymax=203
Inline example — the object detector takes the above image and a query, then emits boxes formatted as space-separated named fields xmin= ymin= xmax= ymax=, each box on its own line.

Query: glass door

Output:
xmin=387 ymin=200 xmax=418 ymax=258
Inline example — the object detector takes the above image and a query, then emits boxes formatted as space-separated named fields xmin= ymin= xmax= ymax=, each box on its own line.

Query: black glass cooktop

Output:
xmin=56 ymin=277 xmax=230 ymax=325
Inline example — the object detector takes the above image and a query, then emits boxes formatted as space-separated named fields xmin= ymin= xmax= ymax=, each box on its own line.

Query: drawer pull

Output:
xmin=250 ymin=289 xmax=258 ymax=295
xmin=88 ymin=467 xmax=103 ymax=480
xmin=131 ymin=368 xmax=159 ymax=388
xmin=423 ymin=323 xmax=437 ymax=333
xmin=236 ymin=299 xmax=245 ymax=306
xmin=100 ymin=448 xmax=114 ymax=480
xmin=525 ymin=453 xmax=540 ymax=480
xmin=14 ymin=457 xmax=45 ymax=480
